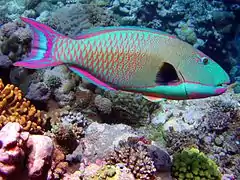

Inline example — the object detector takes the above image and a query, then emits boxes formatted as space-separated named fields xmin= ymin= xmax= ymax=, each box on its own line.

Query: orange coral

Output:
xmin=48 ymin=148 xmax=69 ymax=179
xmin=0 ymin=78 xmax=45 ymax=133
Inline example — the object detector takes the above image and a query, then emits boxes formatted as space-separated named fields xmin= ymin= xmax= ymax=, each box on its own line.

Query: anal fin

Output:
xmin=68 ymin=66 xmax=116 ymax=91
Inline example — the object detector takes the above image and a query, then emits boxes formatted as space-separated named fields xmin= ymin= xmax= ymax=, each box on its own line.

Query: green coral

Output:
xmin=172 ymin=148 xmax=222 ymax=180
xmin=147 ymin=124 xmax=166 ymax=146
xmin=175 ymin=21 xmax=197 ymax=44
xmin=93 ymin=165 xmax=117 ymax=180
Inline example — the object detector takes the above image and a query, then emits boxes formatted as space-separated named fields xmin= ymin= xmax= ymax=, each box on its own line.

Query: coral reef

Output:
xmin=172 ymin=147 xmax=222 ymax=180
xmin=0 ymin=78 xmax=45 ymax=133
xmin=162 ymin=91 xmax=240 ymax=178
xmin=105 ymin=139 xmax=156 ymax=179
xmin=46 ymin=3 xmax=118 ymax=37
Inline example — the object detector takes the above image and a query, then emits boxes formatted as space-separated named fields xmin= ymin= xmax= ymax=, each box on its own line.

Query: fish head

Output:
xmin=152 ymin=48 xmax=230 ymax=99
xmin=178 ymin=49 xmax=230 ymax=99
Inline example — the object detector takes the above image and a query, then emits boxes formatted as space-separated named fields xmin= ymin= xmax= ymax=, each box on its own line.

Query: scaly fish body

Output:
xmin=14 ymin=18 xmax=230 ymax=101
xmin=53 ymin=31 xmax=180 ymax=87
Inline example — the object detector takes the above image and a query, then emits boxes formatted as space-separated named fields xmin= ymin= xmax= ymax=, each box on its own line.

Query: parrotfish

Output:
xmin=14 ymin=17 xmax=230 ymax=101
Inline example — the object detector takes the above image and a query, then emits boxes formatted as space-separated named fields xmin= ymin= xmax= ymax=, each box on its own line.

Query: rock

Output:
xmin=26 ymin=82 xmax=51 ymax=102
xmin=0 ymin=122 xmax=29 ymax=178
xmin=147 ymin=145 xmax=172 ymax=172
xmin=0 ymin=55 xmax=12 ymax=68
xmin=151 ymin=112 xmax=169 ymax=125
xmin=27 ymin=135 xmax=54 ymax=179
xmin=214 ymin=135 xmax=224 ymax=146
xmin=203 ymin=135 xmax=213 ymax=144
xmin=66 ymin=145 xmax=83 ymax=163
xmin=80 ymin=122 xmax=138 ymax=162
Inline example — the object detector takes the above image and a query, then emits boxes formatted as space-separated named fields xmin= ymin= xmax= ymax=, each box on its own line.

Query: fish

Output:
xmin=13 ymin=17 xmax=230 ymax=102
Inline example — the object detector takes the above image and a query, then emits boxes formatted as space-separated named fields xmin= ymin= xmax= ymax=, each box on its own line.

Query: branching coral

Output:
xmin=105 ymin=140 xmax=156 ymax=179
xmin=0 ymin=78 xmax=46 ymax=133
xmin=172 ymin=147 xmax=222 ymax=180
xmin=47 ymin=148 xmax=69 ymax=180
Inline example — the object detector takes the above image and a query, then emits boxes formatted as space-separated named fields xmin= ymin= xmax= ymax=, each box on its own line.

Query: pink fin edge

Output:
xmin=69 ymin=66 xmax=116 ymax=91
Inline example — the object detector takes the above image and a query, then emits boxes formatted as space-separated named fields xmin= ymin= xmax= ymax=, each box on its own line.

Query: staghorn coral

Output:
xmin=172 ymin=147 xmax=222 ymax=180
xmin=105 ymin=139 xmax=156 ymax=179
xmin=0 ymin=78 xmax=45 ymax=133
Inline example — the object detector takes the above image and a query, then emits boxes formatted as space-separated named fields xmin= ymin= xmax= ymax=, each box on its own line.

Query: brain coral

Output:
xmin=0 ymin=78 xmax=45 ymax=133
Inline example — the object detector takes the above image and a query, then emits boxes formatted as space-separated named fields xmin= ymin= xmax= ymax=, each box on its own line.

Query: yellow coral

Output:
xmin=0 ymin=78 xmax=45 ymax=133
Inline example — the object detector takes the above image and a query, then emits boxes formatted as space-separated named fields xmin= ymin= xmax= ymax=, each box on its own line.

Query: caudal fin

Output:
xmin=13 ymin=17 xmax=64 ymax=69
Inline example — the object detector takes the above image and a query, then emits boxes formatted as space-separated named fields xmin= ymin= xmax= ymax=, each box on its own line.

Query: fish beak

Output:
xmin=179 ymin=72 xmax=230 ymax=99
xmin=214 ymin=83 xmax=228 ymax=95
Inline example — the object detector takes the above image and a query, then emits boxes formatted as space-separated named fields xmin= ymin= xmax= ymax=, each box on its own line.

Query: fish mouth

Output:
xmin=216 ymin=81 xmax=230 ymax=87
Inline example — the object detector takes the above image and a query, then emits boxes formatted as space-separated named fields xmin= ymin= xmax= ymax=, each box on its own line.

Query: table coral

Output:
xmin=0 ymin=78 xmax=45 ymax=133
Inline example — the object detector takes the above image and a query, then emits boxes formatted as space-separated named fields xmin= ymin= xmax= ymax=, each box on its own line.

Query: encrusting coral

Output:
xmin=105 ymin=139 xmax=156 ymax=180
xmin=0 ymin=78 xmax=46 ymax=133
xmin=51 ymin=122 xmax=79 ymax=153
xmin=172 ymin=147 xmax=222 ymax=180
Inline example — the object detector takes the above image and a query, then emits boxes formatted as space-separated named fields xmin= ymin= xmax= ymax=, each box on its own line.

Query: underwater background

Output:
xmin=0 ymin=0 xmax=239 ymax=180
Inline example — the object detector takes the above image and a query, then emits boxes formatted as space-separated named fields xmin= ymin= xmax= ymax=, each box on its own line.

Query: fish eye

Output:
xmin=201 ymin=57 xmax=209 ymax=65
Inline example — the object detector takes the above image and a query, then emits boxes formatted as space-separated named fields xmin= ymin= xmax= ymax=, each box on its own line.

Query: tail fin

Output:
xmin=13 ymin=17 xmax=64 ymax=69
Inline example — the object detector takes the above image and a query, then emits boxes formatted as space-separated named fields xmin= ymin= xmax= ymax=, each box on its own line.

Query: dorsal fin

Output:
xmin=74 ymin=26 xmax=176 ymax=40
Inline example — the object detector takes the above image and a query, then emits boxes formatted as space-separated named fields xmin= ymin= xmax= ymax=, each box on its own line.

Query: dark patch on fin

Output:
xmin=156 ymin=62 xmax=180 ymax=85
